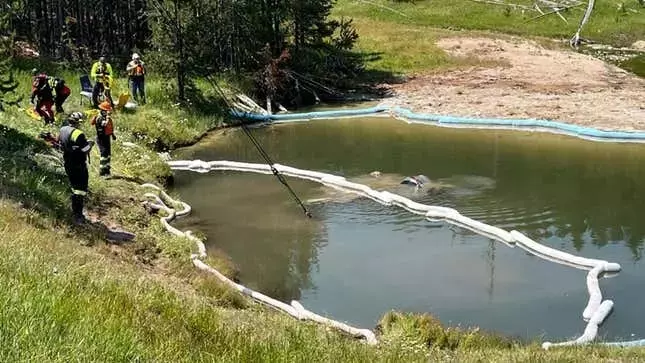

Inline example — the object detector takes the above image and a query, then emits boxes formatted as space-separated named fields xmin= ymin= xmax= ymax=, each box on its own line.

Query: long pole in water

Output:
xmin=212 ymin=83 xmax=312 ymax=218
xmin=239 ymin=121 xmax=312 ymax=218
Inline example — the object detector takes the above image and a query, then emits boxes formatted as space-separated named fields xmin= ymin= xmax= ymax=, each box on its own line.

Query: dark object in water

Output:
xmin=401 ymin=175 xmax=430 ymax=188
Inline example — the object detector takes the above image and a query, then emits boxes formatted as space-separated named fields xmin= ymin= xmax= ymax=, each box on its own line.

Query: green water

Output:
xmin=622 ymin=55 xmax=645 ymax=78
xmin=173 ymin=117 xmax=645 ymax=341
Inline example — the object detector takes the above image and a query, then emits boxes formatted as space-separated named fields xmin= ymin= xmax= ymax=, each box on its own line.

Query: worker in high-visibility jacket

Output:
xmin=90 ymin=56 xmax=114 ymax=109
xmin=126 ymin=53 xmax=147 ymax=104
xmin=91 ymin=101 xmax=116 ymax=177
xmin=58 ymin=112 xmax=94 ymax=225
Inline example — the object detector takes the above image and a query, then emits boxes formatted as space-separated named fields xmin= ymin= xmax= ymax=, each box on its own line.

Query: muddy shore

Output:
xmin=380 ymin=37 xmax=645 ymax=131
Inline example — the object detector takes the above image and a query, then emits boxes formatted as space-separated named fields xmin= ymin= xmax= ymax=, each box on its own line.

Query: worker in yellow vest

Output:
xmin=90 ymin=56 xmax=114 ymax=108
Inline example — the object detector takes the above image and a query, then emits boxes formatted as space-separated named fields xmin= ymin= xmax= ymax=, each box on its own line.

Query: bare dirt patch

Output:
xmin=381 ymin=37 xmax=645 ymax=131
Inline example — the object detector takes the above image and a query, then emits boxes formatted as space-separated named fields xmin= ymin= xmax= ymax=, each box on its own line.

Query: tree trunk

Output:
xmin=175 ymin=0 xmax=185 ymax=100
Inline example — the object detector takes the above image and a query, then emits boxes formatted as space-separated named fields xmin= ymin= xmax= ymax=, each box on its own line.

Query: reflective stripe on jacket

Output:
xmin=59 ymin=125 xmax=90 ymax=165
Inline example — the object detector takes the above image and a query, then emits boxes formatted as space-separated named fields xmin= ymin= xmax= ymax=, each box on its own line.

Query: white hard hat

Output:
xmin=132 ymin=53 xmax=140 ymax=60
xmin=69 ymin=112 xmax=84 ymax=123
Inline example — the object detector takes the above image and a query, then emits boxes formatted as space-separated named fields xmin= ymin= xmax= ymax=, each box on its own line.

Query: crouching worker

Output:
xmin=91 ymin=101 xmax=116 ymax=177
xmin=58 ymin=112 xmax=94 ymax=225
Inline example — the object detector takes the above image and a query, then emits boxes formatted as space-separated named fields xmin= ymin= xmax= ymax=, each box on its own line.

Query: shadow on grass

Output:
xmin=356 ymin=51 xmax=407 ymax=84
xmin=0 ymin=123 xmax=135 ymax=245
xmin=298 ymin=50 xmax=405 ymax=105
xmin=0 ymin=124 xmax=69 ymax=218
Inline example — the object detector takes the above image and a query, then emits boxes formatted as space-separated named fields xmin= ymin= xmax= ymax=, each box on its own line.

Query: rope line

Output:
xmin=211 ymin=84 xmax=312 ymax=218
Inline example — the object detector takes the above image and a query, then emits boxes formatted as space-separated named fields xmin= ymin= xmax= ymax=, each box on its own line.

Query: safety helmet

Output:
xmin=34 ymin=73 xmax=48 ymax=85
xmin=31 ymin=68 xmax=39 ymax=76
xmin=99 ymin=56 xmax=106 ymax=63
xmin=132 ymin=53 xmax=140 ymax=60
xmin=69 ymin=112 xmax=84 ymax=124
xmin=98 ymin=101 xmax=112 ymax=111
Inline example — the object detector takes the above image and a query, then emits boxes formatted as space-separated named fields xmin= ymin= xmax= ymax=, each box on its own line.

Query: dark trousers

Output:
xmin=97 ymin=134 xmax=112 ymax=176
xmin=130 ymin=76 xmax=146 ymax=104
xmin=64 ymin=163 xmax=89 ymax=217
xmin=92 ymin=82 xmax=114 ymax=108
xmin=55 ymin=93 xmax=69 ymax=113
xmin=54 ymin=86 xmax=71 ymax=113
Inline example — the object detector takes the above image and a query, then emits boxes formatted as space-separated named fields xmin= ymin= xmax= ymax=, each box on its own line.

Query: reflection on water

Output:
xmin=174 ymin=173 xmax=322 ymax=300
xmin=172 ymin=117 xmax=645 ymax=340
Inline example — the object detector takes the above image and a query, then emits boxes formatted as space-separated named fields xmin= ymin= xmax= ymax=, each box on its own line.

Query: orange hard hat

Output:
xmin=98 ymin=101 xmax=112 ymax=111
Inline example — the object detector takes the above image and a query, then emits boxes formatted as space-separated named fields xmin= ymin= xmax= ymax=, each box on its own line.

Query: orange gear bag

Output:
xmin=91 ymin=115 xmax=114 ymax=136
xmin=104 ymin=117 xmax=114 ymax=136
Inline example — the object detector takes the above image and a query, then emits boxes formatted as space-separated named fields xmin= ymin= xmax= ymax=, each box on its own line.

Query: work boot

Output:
xmin=71 ymin=195 xmax=87 ymax=225
xmin=72 ymin=214 xmax=87 ymax=225
xmin=71 ymin=194 xmax=86 ymax=223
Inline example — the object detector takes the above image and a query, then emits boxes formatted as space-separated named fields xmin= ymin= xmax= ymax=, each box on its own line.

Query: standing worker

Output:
xmin=91 ymin=101 xmax=116 ymax=177
xmin=51 ymin=77 xmax=71 ymax=113
xmin=90 ymin=56 xmax=114 ymax=108
xmin=30 ymin=71 xmax=55 ymax=125
xmin=58 ymin=112 xmax=94 ymax=225
xmin=126 ymin=53 xmax=146 ymax=104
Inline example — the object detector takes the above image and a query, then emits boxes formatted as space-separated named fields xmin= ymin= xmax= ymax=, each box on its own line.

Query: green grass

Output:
xmin=9 ymin=62 xmax=221 ymax=150
xmin=334 ymin=0 xmax=645 ymax=46
xmin=347 ymin=18 xmax=505 ymax=76
xmin=332 ymin=0 xmax=645 ymax=76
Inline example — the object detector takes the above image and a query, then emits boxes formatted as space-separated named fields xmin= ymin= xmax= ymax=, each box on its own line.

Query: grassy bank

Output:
xmin=3 ymin=6 xmax=645 ymax=360
xmin=333 ymin=0 xmax=645 ymax=76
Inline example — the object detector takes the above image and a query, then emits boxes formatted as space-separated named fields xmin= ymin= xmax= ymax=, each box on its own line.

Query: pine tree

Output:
xmin=0 ymin=9 xmax=20 ymax=112
xmin=148 ymin=0 xmax=193 ymax=100
xmin=290 ymin=0 xmax=336 ymax=49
